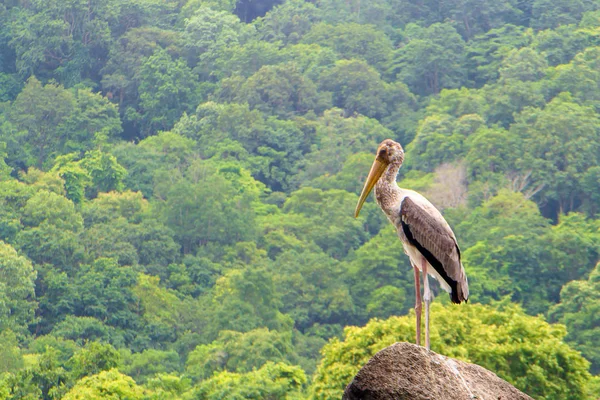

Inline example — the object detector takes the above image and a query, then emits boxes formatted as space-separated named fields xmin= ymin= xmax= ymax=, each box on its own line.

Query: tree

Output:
xmin=191 ymin=362 xmax=306 ymax=400
xmin=268 ymin=249 xmax=354 ymax=330
xmin=456 ymin=191 xmax=598 ymax=314
xmin=303 ymin=22 xmax=393 ymax=71
xmin=51 ymin=316 xmax=118 ymax=345
xmin=511 ymin=93 xmax=600 ymax=216
xmin=465 ymin=126 xmax=521 ymax=182
xmin=256 ymin=0 xmax=321 ymax=44
xmin=0 ymin=330 xmax=24 ymax=373
xmin=308 ymin=152 xmax=380 ymax=194
xmin=390 ymin=23 xmax=467 ymax=95
xmin=345 ymin=225 xmax=413 ymax=323
xmin=16 ymin=190 xmax=83 ymax=270
xmin=174 ymin=102 xmax=314 ymax=191
xmin=204 ymin=267 xmax=289 ymax=339
xmin=62 ymin=369 xmax=145 ymax=400
xmin=547 ymin=46 xmax=600 ymax=110
xmin=405 ymin=113 xmax=484 ymax=172
xmin=550 ymin=262 xmax=600 ymax=373
xmin=132 ymin=274 xmax=183 ymax=344
xmin=133 ymin=49 xmax=199 ymax=137
xmin=68 ymin=87 xmax=122 ymax=150
xmin=69 ymin=342 xmax=121 ymax=380
xmin=212 ymin=39 xmax=284 ymax=80
xmin=144 ymin=373 xmax=191 ymax=400
xmin=498 ymin=47 xmax=548 ymax=82
xmin=186 ymin=328 xmax=295 ymax=379
xmin=121 ymin=349 xmax=180 ymax=384
xmin=8 ymin=0 xmax=120 ymax=83
xmin=532 ymin=24 xmax=597 ymax=66
xmin=161 ymin=162 xmax=257 ymax=254
xmin=319 ymin=59 xmax=417 ymax=121
xmin=311 ymin=303 xmax=592 ymax=400
xmin=37 ymin=258 xmax=140 ymax=341
xmin=0 ymin=242 xmax=37 ymax=335
xmin=183 ymin=7 xmax=251 ymax=79
xmin=531 ymin=0 xmax=600 ymax=30
xmin=101 ymin=26 xmax=185 ymax=138
xmin=234 ymin=0 xmax=285 ymax=22
xmin=482 ymin=78 xmax=546 ymax=128
xmin=4 ymin=77 xmax=75 ymax=169
xmin=465 ymin=24 xmax=530 ymax=86
xmin=296 ymin=109 xmax=392 ymax=185
xmin=3 ymin=78 xmax=120 ymax=170
xmin=236 ymin=62 xmax=328 ymax=118
xmin=78 ymin=150 xmax=127 ymax=198
xmin=313 ymin=0 xmax=394 ymax=27
xmin=433 ymin=0 xmax=522 ymax=40
xmin=270 ymin=187 xmax=382 ymax=259
xmin=109 ymin=142 xmax=163 ymax=197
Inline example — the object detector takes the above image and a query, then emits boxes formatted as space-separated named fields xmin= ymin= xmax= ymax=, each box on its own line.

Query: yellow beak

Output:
xmin=354 ymin=158 xmax=388 ymax=218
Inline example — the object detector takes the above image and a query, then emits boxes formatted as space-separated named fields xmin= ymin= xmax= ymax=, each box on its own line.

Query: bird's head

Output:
xmin=354 ymin=139 xmax=404 ymax=218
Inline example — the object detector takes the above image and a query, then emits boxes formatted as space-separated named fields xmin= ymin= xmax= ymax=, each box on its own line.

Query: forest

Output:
xmin=1 ymin=0 xmax=600 ymax=398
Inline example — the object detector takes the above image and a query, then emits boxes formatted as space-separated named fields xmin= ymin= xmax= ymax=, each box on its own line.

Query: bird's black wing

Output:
xmin=400 ymin=196 xmax=468 ymax=303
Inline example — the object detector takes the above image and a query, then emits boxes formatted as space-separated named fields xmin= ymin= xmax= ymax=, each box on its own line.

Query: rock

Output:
xmin=342 ymin=342 xmax=533 ymax=400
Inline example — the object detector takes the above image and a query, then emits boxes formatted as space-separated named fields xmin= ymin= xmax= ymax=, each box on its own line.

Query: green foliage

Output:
xmin=345 ymin=225 xmax=413 ymax=322
xmin=550 ymin=262 xmax=600 ymax=374
xmin=268 ymin=249 xmax=353 ymax=330
xmin=2 ymin=78 xmax=121 ymax=170
xmin=183 ymin=6 xmax=251 ymax=79
xmin=134 ymin=49 xmax=199 ymax=136
xmin=7 ymin=0 xmax=119 ymax=82
xmin=390 ymin=23 xmax=467 ymax=95
xmin=531 ymin=0 xmax=600 ymax=30
xmin=311 ymin=303 xmax=591 ymax=400
xmin=320 ymin=59 xmax=416 ymax=122
xmin=235 ymin=62 xmax=328 ymax=118
xmin=256 ymin=0 xmax=321 ymax=44
xmin=204 ymin=267 xmax=290 ymax=339
xmin=0 ymin=330 xmax=24 ymax=373
xmin=122 ymin=349 xmax=181 ymax=383
xmin=0 ymin=242 xmax=37 ymax=335
xmin=186 ymin=328 xmax=295 ymax=379
xmin=16 ymin=189 xmax=83 ymax=269
xmin=303 ymin=22 xmax=393 ymax=70
xmin=466 ymin=24 xmax=530 ymax=86
xmin=161 ymin=161 xmax=257 ymax=254
xmin=62 ymin=368 xmax=145 ymax=400
xmin=70 ymin=342 xmax=121 ymax=380
xmin=3 ymin=77 xmax=76 ymax=168
xmin=511 ymin=93 xmax=600 ymax=215
xmin=2 ymin=1 xmax=600 ymax=397
xmin=297 ymin=109 xmax=392 ymax=184
xmin=268 ymin=187 xmax=380 ymax=258
xmin=191 ymin=361 xmax=306 ymax=400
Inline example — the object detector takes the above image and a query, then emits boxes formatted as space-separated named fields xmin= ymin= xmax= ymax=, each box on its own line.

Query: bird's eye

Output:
xmin=379 ymin=149 xmax=387 ymax=157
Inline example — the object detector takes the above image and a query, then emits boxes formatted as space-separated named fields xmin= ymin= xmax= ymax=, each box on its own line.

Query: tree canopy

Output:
xmin=1 ymin=0 xmax=600 ymax=399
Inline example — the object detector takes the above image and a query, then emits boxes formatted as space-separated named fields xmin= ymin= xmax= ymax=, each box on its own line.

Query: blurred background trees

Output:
xmin=1 ymin=0 xmax=600 ymax=398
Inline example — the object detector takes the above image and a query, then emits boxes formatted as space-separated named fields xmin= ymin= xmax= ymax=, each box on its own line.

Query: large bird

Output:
xmin=354 ymin=139 xmax=469 ymax=350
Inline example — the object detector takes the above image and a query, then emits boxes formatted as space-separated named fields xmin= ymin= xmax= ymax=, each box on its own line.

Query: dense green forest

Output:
xmin=1 ymin=0 xmax=600 ymax=398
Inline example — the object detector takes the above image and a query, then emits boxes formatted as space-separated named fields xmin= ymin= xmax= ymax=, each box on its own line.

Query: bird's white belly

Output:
xmin=402 ymin=241 xmax=452 ymax=293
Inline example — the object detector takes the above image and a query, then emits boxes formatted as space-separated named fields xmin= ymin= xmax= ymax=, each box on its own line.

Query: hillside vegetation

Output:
xmin=1 ymin=0 xmax=600 ymax=399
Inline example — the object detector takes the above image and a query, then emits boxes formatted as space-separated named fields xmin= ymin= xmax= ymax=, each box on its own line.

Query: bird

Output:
xmin=354 ymin=139 xmax=469 ymax=350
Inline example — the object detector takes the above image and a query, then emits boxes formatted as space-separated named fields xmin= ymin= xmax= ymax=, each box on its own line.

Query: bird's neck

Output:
xmin=374 ymin=160 xmax=402 ymax=212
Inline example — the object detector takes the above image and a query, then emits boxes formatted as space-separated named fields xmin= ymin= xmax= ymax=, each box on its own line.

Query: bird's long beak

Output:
xmin=354 ymin=158 xmax=388 ymax=218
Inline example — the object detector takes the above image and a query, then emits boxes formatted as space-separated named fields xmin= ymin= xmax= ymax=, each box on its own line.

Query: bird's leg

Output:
xmin=413 ymin=263 xmax=422 ymax=347
xmin=422 ymin=257 xmax=432 ymax=351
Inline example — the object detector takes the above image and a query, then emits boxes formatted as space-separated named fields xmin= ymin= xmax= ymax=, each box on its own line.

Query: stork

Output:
xmin=354 ymin=139 xmax=469 ymax=350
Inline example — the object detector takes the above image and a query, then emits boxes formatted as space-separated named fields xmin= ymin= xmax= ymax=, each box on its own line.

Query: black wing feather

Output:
xmin=400 ymin=197 xmax=468 ymax=303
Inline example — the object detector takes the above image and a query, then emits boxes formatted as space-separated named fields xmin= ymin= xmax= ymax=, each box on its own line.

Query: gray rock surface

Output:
xmin=343 ymin=342 xmax=533 ymax=400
